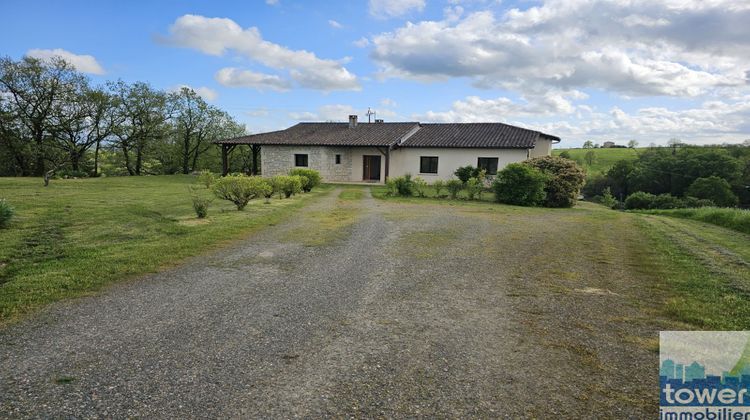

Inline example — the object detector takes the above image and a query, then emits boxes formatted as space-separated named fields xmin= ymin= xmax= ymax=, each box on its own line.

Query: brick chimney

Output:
xmin=348 ymin=114 xmax=358 ymax=128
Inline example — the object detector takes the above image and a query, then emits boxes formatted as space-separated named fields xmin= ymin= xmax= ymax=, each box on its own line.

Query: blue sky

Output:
xmin=2 ymin=0 xmax=750 ymax=147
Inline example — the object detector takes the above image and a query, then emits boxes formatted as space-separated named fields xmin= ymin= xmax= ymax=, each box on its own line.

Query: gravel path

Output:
xmin=1 ymin=189 xmax=671 ymax=418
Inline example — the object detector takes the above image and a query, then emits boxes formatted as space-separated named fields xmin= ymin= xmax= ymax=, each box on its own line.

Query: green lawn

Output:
xmin=553 ymin=147 xmax=641 ymax=176
xmin=633 ymin=207 xmax=750 ymax=235
xmin=0 ymin=176 xmax=331 ymax=324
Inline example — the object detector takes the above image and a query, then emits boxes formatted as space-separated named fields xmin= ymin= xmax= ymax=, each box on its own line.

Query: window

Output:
xmin=420 ymin=156 xmax=439 ymax=174
xmin=477 ymin=157 xmax=499 ymax=175
xmin=294 ymin=154 xmax=308 ymax=167
xmin=335 ymin=154 xmax=341 ymax=164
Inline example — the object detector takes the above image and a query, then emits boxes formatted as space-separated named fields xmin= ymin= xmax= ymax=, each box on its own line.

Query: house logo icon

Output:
xmin=660 ymin=331 xmax=750 ymax=418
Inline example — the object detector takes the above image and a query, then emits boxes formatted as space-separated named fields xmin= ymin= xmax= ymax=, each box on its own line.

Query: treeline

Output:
xmin=0 ymin=56 xmax=252 ymax=178
xmin=583 ymin=146 xmax=750 ymax=208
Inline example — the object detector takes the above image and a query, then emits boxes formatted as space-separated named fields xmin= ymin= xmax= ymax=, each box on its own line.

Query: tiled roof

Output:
xmin=399 ymin=123 xmax=559 ymax=149
xmin=216 ymin=122 xmax=420 ymax=147
xmin=215 ymin=122 xmax=560 ymax=148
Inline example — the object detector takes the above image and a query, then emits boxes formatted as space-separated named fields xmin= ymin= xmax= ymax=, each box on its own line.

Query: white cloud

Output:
xmin=380 ymin=98 xmax=397 ymax=107
xmin=419 ymin=94 xmax=750 ymax=145
xmin=215 ymin=68 xmax=291 ymax=91
xmin=328 ymin=19 xmax=343 ymax=29
xmin=25 ymin=48 xmax=105 ymax=75
xmin=290 ymin=104 xmax=359 ymax=121
xmin=265 ymin=0 xmax=278 ymax=5
xmin=163 ymin=14 xmax=359 ymax=91
xmin=369 ymin=0 xmax=425 ymax=18
xmin=371 ymin=2 xmax=750 ymax=97
xmin=353 ymin=37 xmax=370 ymax=48
xmin=172 ymin=85 xmax=219 ymax=101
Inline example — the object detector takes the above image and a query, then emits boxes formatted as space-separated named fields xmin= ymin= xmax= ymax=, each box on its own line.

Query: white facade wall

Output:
xmin=389 ymin=147 xmax=529 ymax=181
xmin=261 ymin=144 xmax=549 ymax=183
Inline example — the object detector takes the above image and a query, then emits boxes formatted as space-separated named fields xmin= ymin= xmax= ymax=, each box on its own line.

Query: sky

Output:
xmin=2 ymin=0 xmax=750 ymax=147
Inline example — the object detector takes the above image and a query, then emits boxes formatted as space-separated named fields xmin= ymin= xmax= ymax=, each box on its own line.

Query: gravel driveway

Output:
xmin=0 ymin=188 xmax=671 ymax=418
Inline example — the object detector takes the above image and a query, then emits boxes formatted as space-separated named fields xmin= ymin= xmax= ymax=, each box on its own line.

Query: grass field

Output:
xmin=553 ymin=147 xmax=641 ymax=176
xmin=0 ymin=176 xmax=331 ymax=323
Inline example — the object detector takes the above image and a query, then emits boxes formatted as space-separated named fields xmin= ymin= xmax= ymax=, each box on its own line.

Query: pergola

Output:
xmin=214 ymin=140 xmax=261 ymax=176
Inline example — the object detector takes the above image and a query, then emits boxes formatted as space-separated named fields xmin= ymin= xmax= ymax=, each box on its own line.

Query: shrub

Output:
xmin=492 ymin=163 xmax=547 ymax=206
xmin=0 ymin=199 xmax=14 ymax=228
xmin=275 ymin=175 xmax=303 ymax=198
xmin=289 ymin=168 xmax=321 ymax=192
xmin=197 ymin=169 xmax=216 ymax=189
xmin=413 ymin=176 xmax=428 ymax=197
xmin=446 ymin=179 xmax=463 ymax=199
xmin=600 ymin=187 xmax=618 ymax=209
xmin=624 ymin=191 xmax=686 ymax=210
xmin=432 ymin=180 xmax=445 ymax=198
xmin=559 ymin=151 xmax=572 ymax=160
xmin=682 ymin=196 xmax=715 ymax=208
xmin=465 ymin=177 xmax=483 ymax=200
xmin=391 ymin=174 xmax=414 ymax=196
xmin=384 ymin=178 xmax=398 ymax=197
xmin=524 ymin=156 xmax=586 ymax=208
xmin=212 ymin=175 xmax=270 ymax=210
xmin=454 ymin=165 xmax=480 ymax=184
xmin=687 ymin=176 xmax=739 ymax=207
xmin=191 ymin=196 xmax=212 ymax=218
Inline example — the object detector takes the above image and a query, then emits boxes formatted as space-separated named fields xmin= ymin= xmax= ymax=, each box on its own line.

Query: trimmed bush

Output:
xmin=413 ymin=176 xmax=428 ymax=197
xmin=492 ymin=163 xmax=547 ymax=206
xmin=454 ymin=165 xmax=480 ymax=184
xmin=212 ymin=175 xmax=271 ymax=210
xmin=624 ymin=191 xmax=657 ymax=210
xmin=687 ymin=176 xmax=739 ymax=207
xmin=0 ymin=199 xmax=14 ymax=228
xmin=289 ymin=168 xmax=321 ymax=192
xmin=524 ymin=156 xmax=586 ymax=208
xmin=624 ymin=191 xmax=691 ymax=210
xmin=446 ymin=179 xmax=463 ymax=199
xmin=384 ymin=178 xmax=398 ymax=197
xmin=197 ymin=169 xmax=217 ymax=189
xmin=274 ymin=175 xmax=303 ymax=198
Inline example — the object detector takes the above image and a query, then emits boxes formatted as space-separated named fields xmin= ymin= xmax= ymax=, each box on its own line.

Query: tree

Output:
xmin=584 ymin=150 xmax=596 ymax=166
xmin=582 ymin=140 xmax=594 ymax=149
xmin=686 ymin=176 xmax=738 ymax=207
xmin=51 ymin=85 xmax=120 ymax=174
xmin=667 ymin=138 xmax=683 ymax=155
xmin=0 ymin=56 xmax=84 ymax=176
xmin=110 ymin=81 xmax=172 ymax=175
xmin=627 ymin=139 xmax=638 ymax=148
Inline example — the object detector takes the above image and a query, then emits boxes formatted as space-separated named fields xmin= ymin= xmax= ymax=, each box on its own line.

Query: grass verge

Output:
xmin=633 ymin=207 xmax=750 ymax=235
xmin=0 ymin=176 xmax=331 ymax=324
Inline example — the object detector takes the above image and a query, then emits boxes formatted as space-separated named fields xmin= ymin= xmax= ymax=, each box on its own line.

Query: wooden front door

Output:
xmin=362 ymin=155 xmax=381 ymax=181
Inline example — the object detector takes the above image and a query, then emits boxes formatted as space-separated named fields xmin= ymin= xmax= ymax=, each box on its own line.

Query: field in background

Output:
xmin=553 ymin=147 xmax=641 ymax=176
xmin=0 ymin=176 xmax=331 ymax=323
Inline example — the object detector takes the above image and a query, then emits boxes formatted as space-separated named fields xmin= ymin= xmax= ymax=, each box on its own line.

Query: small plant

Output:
xmin=0 ymin=199 xmax=14 ymax=228
xmin=192 ymin=196 xmax=212 ymax=218
xmin=446 ymin=179 xmax=463 ymax=199
xmin=412 ymin=176 xmax=428 ymax=197
xmin=432 ymin=180 xmax=445 ymax=198
xmin=600 ymin=187 xmax=617 ymax=209
xmin=391 ymin=174 xmax=415 ymax=196
xmin=465 ymin=177 xmax=483 ymax=200
xmin=288 ymin=168 xmax=321 ymax=192
xmin=197 ymin=170 xmax=216 ymax=189
xmin=384 ymin=178 xmax=398 ymax=196
xmin=212 ymin=174 xmax=270 ymax=210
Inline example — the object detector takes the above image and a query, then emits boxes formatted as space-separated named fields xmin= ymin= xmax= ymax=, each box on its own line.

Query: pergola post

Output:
xmin=221 ymin=144 xmax=229 ymax=176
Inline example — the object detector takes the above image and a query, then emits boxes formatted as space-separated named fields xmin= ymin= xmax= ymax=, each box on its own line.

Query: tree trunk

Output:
xmin=33 ymin=130 xmax=45 ymax=177
xmin=122 ymin=146 xmax=134 ymax=176
xmin=182 ymin=133 xmax=191 ymax=174
xmin=135 ymin=146 xmax=143 ymax=176
xmin=93 ymin=140 xmax=100 ymax=177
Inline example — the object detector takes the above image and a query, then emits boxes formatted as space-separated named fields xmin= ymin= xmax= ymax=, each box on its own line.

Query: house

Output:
xmin=215 ymin=115 xmax=560 ymax=183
